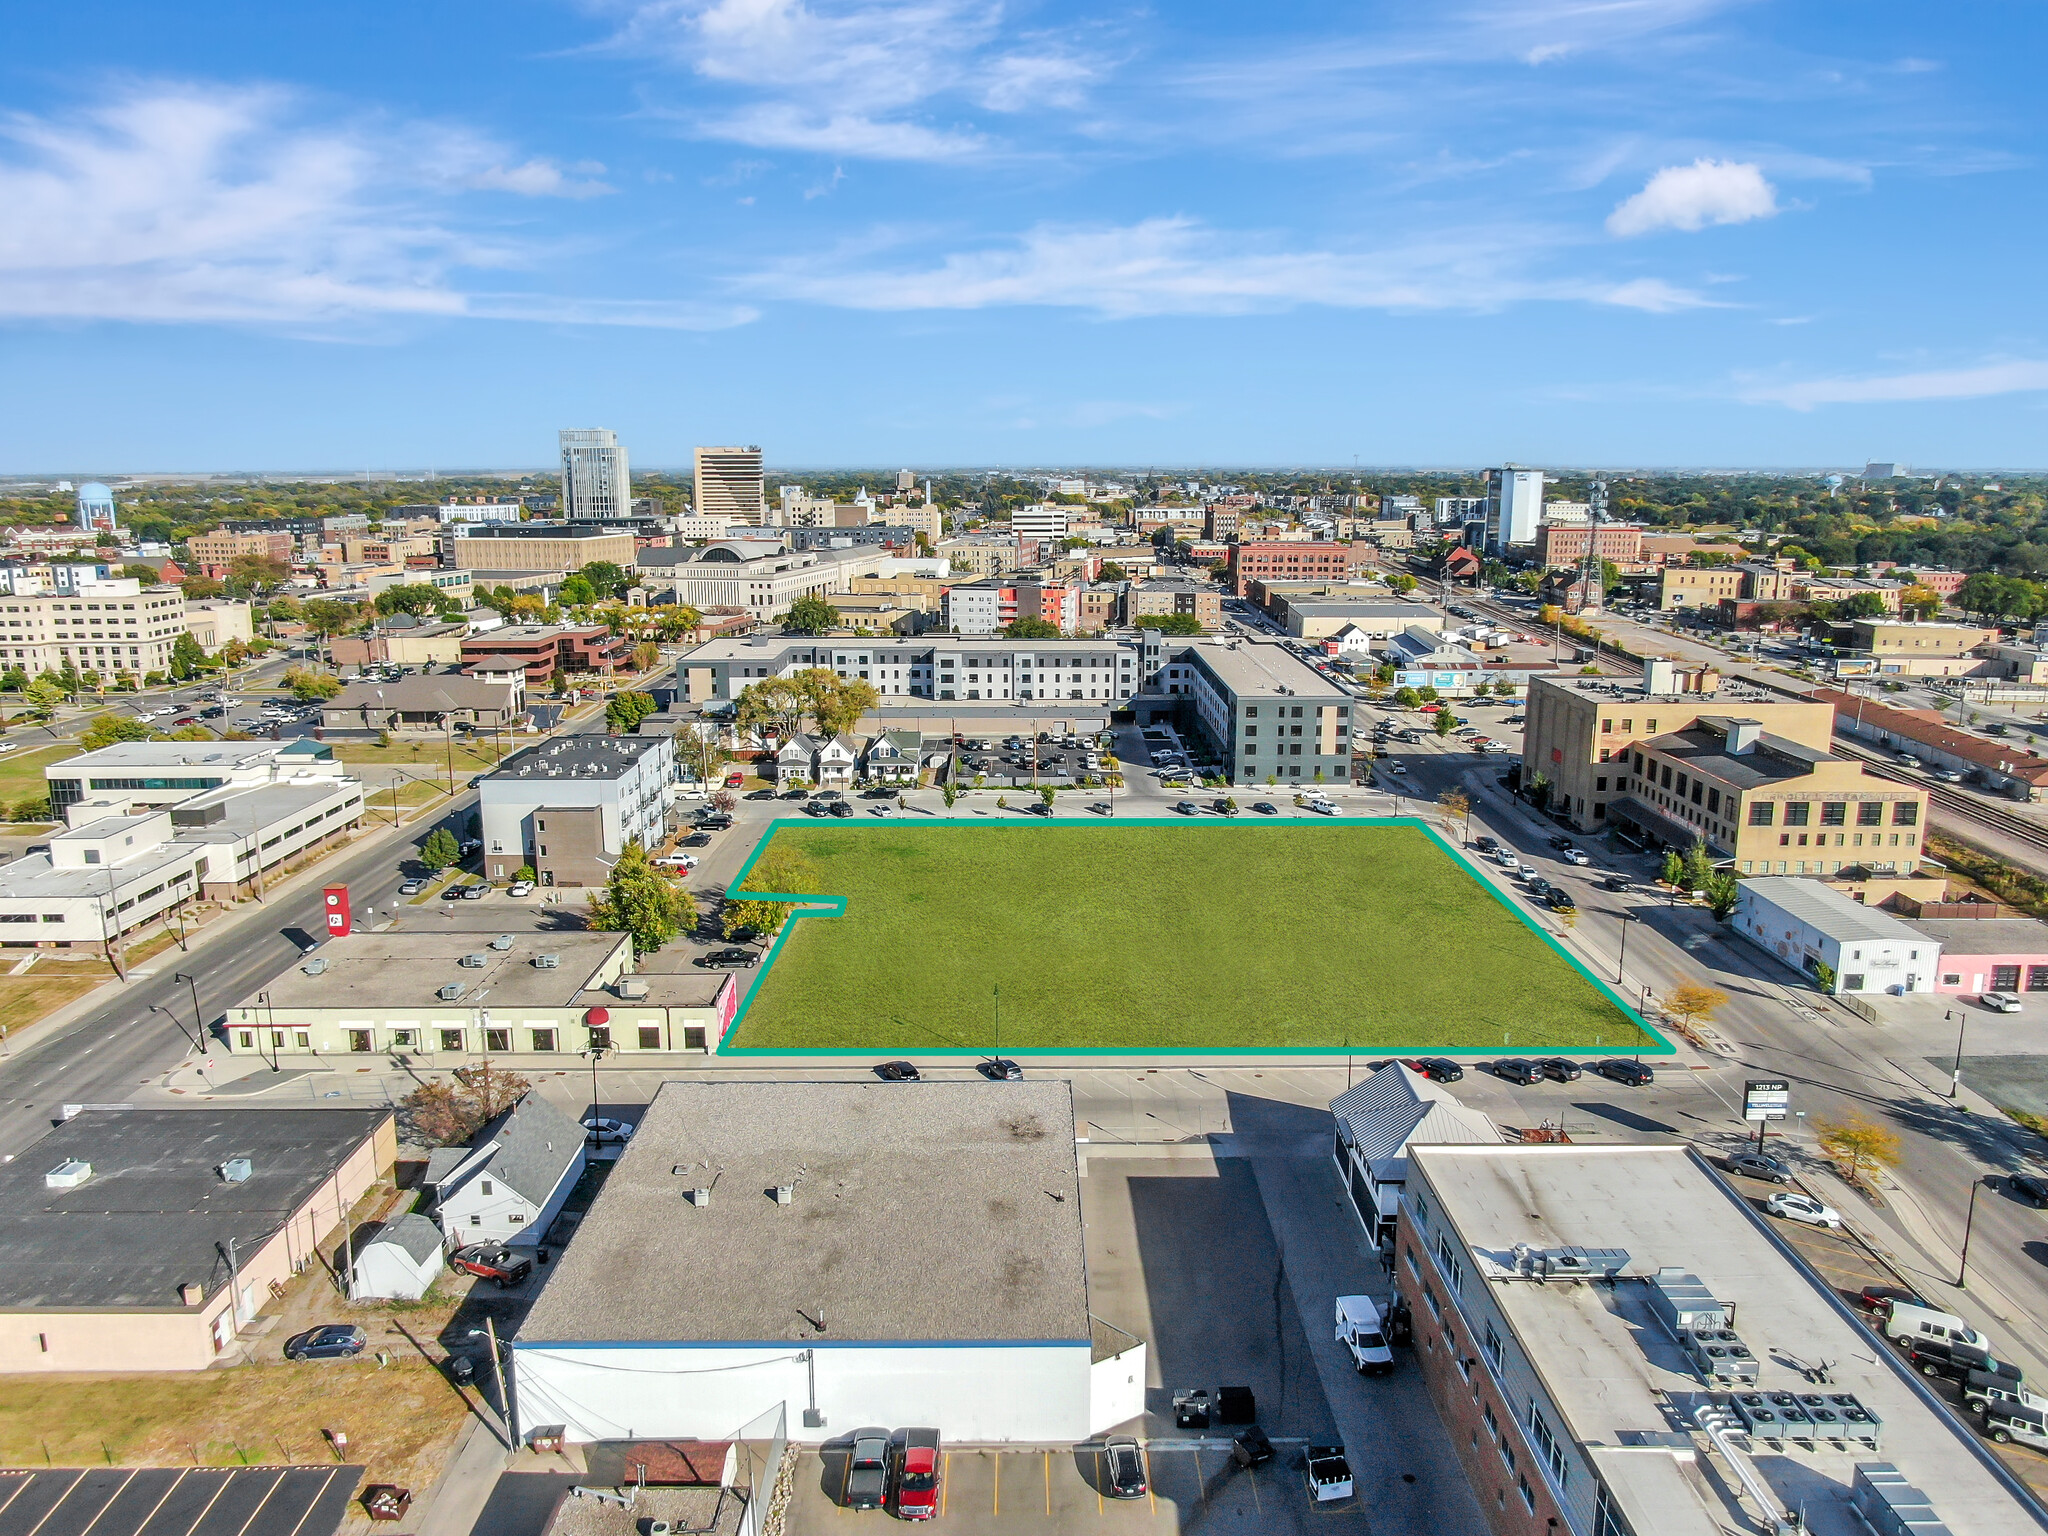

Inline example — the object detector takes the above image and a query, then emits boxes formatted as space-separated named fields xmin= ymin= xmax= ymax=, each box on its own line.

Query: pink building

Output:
xmin=1915 ymin=917 xmax=2048 ymax=993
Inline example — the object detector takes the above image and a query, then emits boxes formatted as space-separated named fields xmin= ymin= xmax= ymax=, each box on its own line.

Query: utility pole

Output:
xmin=485 ymin=1316 xmax=509 ymax=1438
xmin=175 ymin=970 xmax=207 ymax=1055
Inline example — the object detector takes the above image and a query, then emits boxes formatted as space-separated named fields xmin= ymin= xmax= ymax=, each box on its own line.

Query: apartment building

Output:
xmin=1010 ymin=504 xmax=1070 ymax=543
xmin=182 ymin=599 xmax=254 ymax=651
xmin=943 ymin=577 xmax=1081 ymax=635
xmin=437 ymin=498 xmax=524 ymax=524
xmin=694 ymin=446 xmax=764 ymax=519
xmin=677 ymin=634 xmax=1138 ymax=705
xmin=1395 ymin=1144 xmax=2032 ymax=1536
xmin=185 ymin=529 xmax=293 ymax=575
xmin=1835 ymin=619 xmax=1997 ymax=677
xmin=460 ymin=624 xmax=626 ymax=682
xmin=1225 ymin=541 xmax=1372 ymax=596
xmin=1122 ymin=580 xmax=1222 ymax=630
xmin=1522 ymin=675 xmax=1927 ymax=873
xmin=0 ymin=578 xmax=189 ymax=679
xmin=1149 ymin=642 xmax=1353 ymax=784
xmin=1202 ymin=506 xmax=1240 ymax=541
xmin=479 ymin=734 xmax=676 ymax=884
xmin=448 ymin=523 xmax=637 ymax=576
xmin=936 ymin=536 xmax=1024 ymax=579
xmin=1532 ymin=523 xmax=1644 ymax=568
xmin=560 ymin=429 xmax=632 ymax=521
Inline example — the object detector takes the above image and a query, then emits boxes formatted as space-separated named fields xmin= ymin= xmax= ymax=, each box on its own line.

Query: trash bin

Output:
xmin=1217 ymin=1386 xmax=1256 ymax=1425
xmin=1231 ymin=1426 xmax=1274 ymax=1467
xmin=1173 ymin=1390 xmax=1212 ymax=1430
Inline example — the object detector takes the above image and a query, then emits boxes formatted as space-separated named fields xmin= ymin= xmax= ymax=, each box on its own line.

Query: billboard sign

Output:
xmin=1744 ymin=1079 xmax=1790 ymax=1122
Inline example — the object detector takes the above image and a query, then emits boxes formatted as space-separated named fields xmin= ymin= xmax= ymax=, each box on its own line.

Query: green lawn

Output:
xmin=728 ymin=821 xmax=1656 ymax=1053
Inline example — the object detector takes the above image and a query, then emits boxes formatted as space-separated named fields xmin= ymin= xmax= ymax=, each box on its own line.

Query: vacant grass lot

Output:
xmin=730 ymin=822 xmax=1651 ymax=1052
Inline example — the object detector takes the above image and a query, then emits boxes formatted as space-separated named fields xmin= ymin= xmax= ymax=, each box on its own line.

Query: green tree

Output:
xmin=1816 ymin=1114 xmax=1900 ymax=1187
xmin=1433 ymin=709 xmax=1458 ymax=738
xmin=586 ymin=842 xmax=697 ymax=954
xmin=169 ymin=631 xmax=209 ymax=680
xmin=79 ymin=713 xmax=153 ymax=751
xmin=0 ymin=666 xmax=25 ymax=693
xmin=373 ymin=583 xmax=447 ymax=617
xmin=1681 ymin=840 xmax=1716 ymax=892
xmin=1393 ymin=686 xmax=1421 ymax=708
xmin=1704 ymin=871 xmax=1741 ymax=920
xmin=1388 ymin=574 xmax=1418 ymax=594
xmin=721 ymin=899 xmax=790 ymax=940
xmin=282 ymin=665 xmax=343 ymax=702
xmin=796 ymin=669 xmax=879 ymax=737
xmin=1003 ymin=616 xmax=1062 ymax=638
xmin=605 ymin=690 xmax=658 ymax=734
xmin=117 ymin=563 xmax=161 ymax=584
xmin=1099 ymin=562 xmax=1128 ymax=582
xmin=1039 ymin=785 xmax=1056 ymax=810
xmin=941 ymin=779 xmax=958 ymax=809
xmin=1660 ymin=848 xmax=1685 ymax=888
xmin=301 ymin=598 xmax=361 ymax=638
xmin=735 ymin=676 xmax=807 ymax=741
xmin=1417 ymin=685 xmax=1439 ymax=703
xmin=418 ymin=826 xmax=461 ymax=873
xmin=558 ymin=574 xmax=597 ymax=606
xmin=1135 ymin=612 xmax=1204 ymax=635
xmin=782 ymin=594 xmax=841 ymax=634
xmin=577 ymin=560 xmax=629 ymax=601
xmin=22 ymin=677 xmax=66 ymax=723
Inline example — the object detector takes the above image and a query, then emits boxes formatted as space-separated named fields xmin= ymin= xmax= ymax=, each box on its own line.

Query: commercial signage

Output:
xmin=1744 ymin=1079 xmax=1790 ymax=1123
xmin=323 ymin=885 xmax=352 ymax=939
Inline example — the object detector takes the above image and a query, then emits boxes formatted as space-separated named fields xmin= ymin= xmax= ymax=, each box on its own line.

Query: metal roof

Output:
xmin=1330 ymin=1062 xmax=1503 ymax=1179
xmin=1739 ymin=876 xmax=1933 ymax=944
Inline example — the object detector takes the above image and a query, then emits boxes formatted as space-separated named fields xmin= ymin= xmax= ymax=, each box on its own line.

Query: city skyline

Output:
xmin=3 ymin=1 xmax=2044 ymax=468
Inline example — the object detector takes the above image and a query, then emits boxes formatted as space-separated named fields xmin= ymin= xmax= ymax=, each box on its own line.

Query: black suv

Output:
xmin=1538 ymin=1057 xmax=1582 ymax=1082
xmin=2008 ymin=1172 xmax=2048 ymax=1206
xmin=697 ymin=946 xmax=759 ymax=970
xmin=1406 ymin=1057 xmax=1464 ymax=1083
xmin=1596 ymin=1058 xmax=1654 ymax=1086
xmin=1544 ymin=888 xmax=1577 ymax=912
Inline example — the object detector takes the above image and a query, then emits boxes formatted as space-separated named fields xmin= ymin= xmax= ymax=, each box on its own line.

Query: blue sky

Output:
xmin=3 ymin=0 xmax=2043 ymax=470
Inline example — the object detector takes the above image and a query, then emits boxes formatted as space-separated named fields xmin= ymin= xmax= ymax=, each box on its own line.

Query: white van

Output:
xmin=1882 ymin=1301 xmax=1987 ymax=1352
xmin=1335 ymin=1295 xmax=1394 ymax=1375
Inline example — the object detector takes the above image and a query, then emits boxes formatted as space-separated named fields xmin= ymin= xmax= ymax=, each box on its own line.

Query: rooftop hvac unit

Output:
xmin=459 ymin=953 xmax=487 ymax=968
xmin=614 ymin=979 xmax=649 ymax=1001
xmin=1508 ymin=1243 xmax=1630 ymax=1281
xmin=1851 ymin=1462 xmax=1943 ymax=1535
xmin=1648 ymin=1267 xmax=1732 ymax=1333
xmin=534 ymin=954 xmax=560 ymax=970
xmin=1679 ymin=1327 xmax=1758 ymax=1384
xmin=490 ymin=934 xmax=516 ymax=951
xmin=218 ymin=1157 xmax=253 ymax=1184
xmin=438 ymin=982 xmax=467 ymax=1001
xmin=300 ymin=956 xmax=328 ymax=976
xmin=45 ymin=1159 xmax=91 ymax=1189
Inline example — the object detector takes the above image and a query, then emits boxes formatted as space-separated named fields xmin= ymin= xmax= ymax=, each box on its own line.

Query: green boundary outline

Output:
xmin=715 ymin=814 xmax=1672 ymax=1057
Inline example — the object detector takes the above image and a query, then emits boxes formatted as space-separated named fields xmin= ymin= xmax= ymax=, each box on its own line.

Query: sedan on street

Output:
xmin=978 ymin=1058 xmax=1025 ymax=1081
xmin=2005 ymin=1171 xmax=2048 ymax=1206
xmin=284 ymin=1324 xmax=367 ymax=1361
xmin=696 ymin=947 xmax=760 ymax=970
xmin=440 ymin=884 xmax=467 ymax=901
xmin=398 ymin=879 xmax=427 ymax=895
xmin=1252 ymin=802 xmax=1278 ymax=815
xmin=875 ymin=1060 xmax=922 ymax=1082
xmin=1405 ymin=1057 xmax=1464 ymax=1083
xmin=1726 ymin=1151 xmax=1793 ymax=1184
xmin=1174 ymin=801 xmax=1199 ymax=815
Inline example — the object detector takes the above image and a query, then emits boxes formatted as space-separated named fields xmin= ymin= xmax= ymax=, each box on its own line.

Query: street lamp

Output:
xmin=584 ymin=1044 xmax=608 ymax=1147
xmin=1957 ymin=1177 xmax=1986 ymax=1288
xmin=1616 ymin=912 xmax=1634 ymax=985
xmin=1948 ymin=1008 xmax=1967 ymax=1099
xmin=174 ymin=970 xmax=207 ymax=1055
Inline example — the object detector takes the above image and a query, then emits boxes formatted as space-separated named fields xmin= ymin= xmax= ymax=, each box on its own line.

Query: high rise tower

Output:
xmin=559 ymin=429 xmax=631 ymax=521
xmin=694 ymin=446 xmax=765 ymax=520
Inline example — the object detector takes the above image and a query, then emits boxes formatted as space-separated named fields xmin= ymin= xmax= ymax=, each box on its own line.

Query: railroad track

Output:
xmin=1830 ymin=739 xmax=2048 ymax=856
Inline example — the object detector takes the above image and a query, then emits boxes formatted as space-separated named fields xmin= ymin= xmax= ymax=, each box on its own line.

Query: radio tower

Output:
xmin=1574 ymin=478 xmax=1609 ymax=614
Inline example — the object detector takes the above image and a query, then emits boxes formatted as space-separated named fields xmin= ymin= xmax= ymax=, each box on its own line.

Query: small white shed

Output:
xmin=348 ymin=1212 xmax=446 ymax=1301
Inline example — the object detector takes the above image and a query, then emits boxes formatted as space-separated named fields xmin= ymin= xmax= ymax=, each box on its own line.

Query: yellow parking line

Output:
xmin=993 ymin=1452 xmax=1000 ymax=1516
xmin=1045 ymin=1450 xmax=1052 ymax=1514
xmin=1144 ymin=1446 xmax=1155 ymax=1515
xmin=1249 ymin=1463 xmax=1262 ymax=1514
xmin=941 ymin=1452 xmax=949 ymax=1518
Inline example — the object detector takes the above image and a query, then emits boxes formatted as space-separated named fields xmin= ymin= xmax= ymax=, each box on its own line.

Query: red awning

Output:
xmin=586 ymin=1006 xmax=611 ymax=1027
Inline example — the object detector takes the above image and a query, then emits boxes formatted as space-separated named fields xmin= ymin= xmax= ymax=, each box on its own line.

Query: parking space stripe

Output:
xmin=1044 ymin=1451 xmax=1052 ymax=1515
xmin=1144 ymin=1447 xmax=1156 ymax=1515
xmin=1250 ymin=1464 xmax=1262 ymax=1514
xmin=941 ymin=1453 xmax=949 ymax=1519
xmin=992 ymin=1452 xmax=999 ymax=1517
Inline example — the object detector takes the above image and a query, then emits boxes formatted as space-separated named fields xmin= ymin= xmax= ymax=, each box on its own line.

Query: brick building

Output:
xmin=1532 ymin=523 xmax=1643 ymax=568
xmin=1225 ymin=540 xmax=1371 ymax=595
xmin=461 ymin=624 xmax=627 ymax=682
xmin=184 ymin=529 xmax=294 ymax=576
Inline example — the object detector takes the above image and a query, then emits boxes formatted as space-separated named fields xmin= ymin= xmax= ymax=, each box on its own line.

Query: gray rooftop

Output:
xmin=517 ymin=1080 xmax=1088 ymax=1346
xmin=1645 ymin=724 xmax=1838 ymax=789
xmin=1176 ymin=640 xmax=1350 ymax=700
xmin=327 ymin=674 xmax=519 ymax=712
xmin=170 ymin=780 xmax=357 ymax=841
xmin=244 ymin=929 xmax=631 ymax=1011
xmin=1906 ymin=917 xmax=2048 ymax=956
xmin=485 ymin=734 xmax=667 ymax=782
xmin=361 ymin=1210 xmax=444 ymax=1266
xmin=0 ymin=840 xmax=196 ymax=902
xmin=1330 ymin=1062 xmax=1501 ymax=1180
xmin=460 ymin=1092 xmax=585 ymax=1208
xmin=0 ymin=1108 xmax=390 ymax=1309
xmin=1412 ymin=1144 xmax=2040 ymax=1536
xmin=1741 ymin=876 xmax=1934 ymax=944
xmin=47 ymin=741 xmax=299 ymax=774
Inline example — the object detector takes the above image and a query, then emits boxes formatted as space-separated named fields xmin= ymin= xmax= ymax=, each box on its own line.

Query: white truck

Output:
xmin=1335 ymin=1295 xmax=1394 ymax=1375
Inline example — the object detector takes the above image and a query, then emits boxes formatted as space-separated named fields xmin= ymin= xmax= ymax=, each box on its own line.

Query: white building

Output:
xmin=1329 ymin=1062 xmax=1503 ymax=1245
xmin=478 ymin=733 xmax=676 ymax=885
xmin=640 ymin=542 xmax=890 ymax=622
xmin=1435 ymin=495 xmax=1485 ymax=527
xmin=424 ymin=1092 xmax=586 ymax=1252
xmin=944 ymin=583 xmax=1004 ymax=634
xmin=0 ymin=578 xmax=187 ymax=680
xmin=437 ymin=499 xmax=525 ymax=525
xmin=348 ymin=1213 xmax=445 ymax=1301
xmin=512 ymin=1080 xmax=1121 ymax=1446
xmin=46 ymin=739 xmax=347 ymax=823
xmin=694 ymin=445 xmax=765 ymax=520
xmin=1484 ymin=467 xmax=1545 ymax=552
xmin=1732 ymin=875 xmax=1940 ymax=993
xmin=559 ymin=429 xmax=632 ymax=522
xmin=182 ymin=599 xmax=254 ymax=650
xmin=1012 ymin=503 xmax=1071 ymax=543
xmin=75 ymin=483 xmax=117 ymax=533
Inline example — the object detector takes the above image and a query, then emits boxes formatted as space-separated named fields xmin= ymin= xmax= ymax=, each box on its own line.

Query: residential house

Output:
xmin=348 ymin=1212 xmax=446 ymax=1301
xmin=1329 ymin=1063 xmax=1503 ymax=1246
xmin=863 ymin=731 xmax=923 ymax=784
xmin=425 ymin=1092 xmax=587 ymax=1251
xmin=777 ymin=733 xmax=822 ymax=787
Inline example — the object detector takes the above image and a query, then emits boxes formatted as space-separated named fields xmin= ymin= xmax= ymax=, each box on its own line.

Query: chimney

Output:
xmin=179 ymin=1282 xmax=204 ymax=1306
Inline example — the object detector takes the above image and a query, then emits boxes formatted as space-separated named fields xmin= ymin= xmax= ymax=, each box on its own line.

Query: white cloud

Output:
xmin=1606 ymin=158 xmax=1779 ymax=236
xmin=0 ymin=83 xmax=735 ymax=331
xmin=748 ymin=215 xmax=1715 ymax=319
xmin=696 ymin=102 xmax=985 ymax=160
xmin=1740 ymin=359 xmax=2048 ymax=411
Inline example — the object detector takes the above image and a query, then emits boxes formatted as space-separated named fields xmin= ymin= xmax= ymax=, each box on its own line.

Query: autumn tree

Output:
xmin=586 ymin=843 xmax=696 ymax=953
xmin=399 ymin=1062 xmax=535 ymax=1145
xmin=1817 ymin=1114 xmax=1901 ymax=1188
xmin=1662 ymin=981 xmax=1728 ymax=1040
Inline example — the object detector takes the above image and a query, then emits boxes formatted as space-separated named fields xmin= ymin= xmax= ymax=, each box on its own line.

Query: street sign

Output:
xmin=1744 ymin=1079 xmax=1790 ymax=1122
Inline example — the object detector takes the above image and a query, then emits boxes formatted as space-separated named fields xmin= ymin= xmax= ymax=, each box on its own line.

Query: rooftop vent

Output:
xmin=490 ymin=934 xmax=516 ymax=951
xmin=1508 ymin=1243 xmax=1629 ymax=1281
xmin=459 ymin=953 xmax=488 ymax=969
xmin=300 ymin=957 xmax=329 ymax=976
xmin=179 ymin=1282 xmax=204 ymax=1307
xmin=614 ymin=978 xmax=649 ymax=1001
xmin=534 ymin=954 xmax=560 ymax=970
xmin=218 ymin=1157 xmax=253 ymax=1184
xmin=46 ymin=1159 xmax=92 ymax=1189
xmin=437 ymin=982 xmax=467 ymax=1001
xmin=687 ymin=1186 xmax=712 ymax=1207
xmin=774 ymin=1184 xmax=794 ymax=1205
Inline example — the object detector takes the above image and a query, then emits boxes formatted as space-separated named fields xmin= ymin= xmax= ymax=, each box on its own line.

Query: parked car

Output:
xmin=1548 ymin=836 xmax=1575 ymax=851
xmin=460 ymin=882 xmax=487 ymax=900
xmin=1982 ymin=991 xmax=2023 ymax=1013
xmin=1856 ymin=1283 xmax=1927 ymax=1316
xmin=398 ymin=878 xmax=426 ymax=895
xmin=844 ymin=1429 xmax=891 ymax=1510
xmin=1725 ymin=1151 xmax=1793 ymax=1184
xmin=1253 ymin=802 xmax=1278 ymax=815
xmin=1102 ymin=1437 xmax=1148 ymax=1499
xmin=1211 ymin=798 xmax=1237 ymax=815
xmin=284 ymin=1324 xmax=367 ymax=1361
xmin=582 ymin=1116 xmax=635 ymax=1142
xmin=892 ymin=1428 xmax=942 ymax=1521
xmin=439 ymin=884 xmax=467 ymax=901
xmin=875 ymin=1060 xmax=921 ymax=1082
xmin=697 ymin=947 xmax=759 ymax=970
xmin=1473 ymin=835 xmax=1498 ymax=853
xmin=2007 ymin=1171 xmax=2048 ymax=1206
xmin=1596 ymin=1058 xmax=1654 ymax=1086
xmin=1544 ymin=888 xmax=1577 ymax=912
xmin=1405 ymin=1057 xmax=1464 ymax=1083
xmin=1492 ymin=1058 xmax=1543 ymax=1085
xmin=508 ymin=880 xmax=536 ymax=897
xmin=449 ymin=1244 xmax=532 ymax=1287
xmin=1538 ymin=1057 xmax=1582 ymax=1082
xmin=829 ymin=801 xmax=855 ymax=818
xmin=1561 ymin=848 xmax=1591 ymax=866
xmin=1173 ymin=801 xmax=1199 ymax=815
xmin=1599 ymin=874 xmax=1630 ymax=892
xmin=1335 ymin=1295 xmax=1393 ymax=1375
xmin=1765 ymin=1190 xmax=1841 ymax=1228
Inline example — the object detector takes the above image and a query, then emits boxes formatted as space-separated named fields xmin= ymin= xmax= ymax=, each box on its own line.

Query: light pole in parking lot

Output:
xmin=1946 ymin=1008 xmax=1968 ymax=1098
xmin=1957 ymin=1176 xmax=1985 ymax=1288
xmin=1616 ymin=912 xmax=1634 ymax=985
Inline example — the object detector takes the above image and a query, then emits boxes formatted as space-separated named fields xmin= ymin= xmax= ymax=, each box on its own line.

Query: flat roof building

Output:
xmin=1732 ymin=875 xmax=1940 ymax=993
xmin=514 ymin=1080 xmax=1095 ymax=1445
xmin=1398 ymin=1143 xmax=2041 ymax=1536
xmin=694 ymin=445 xmax=764 ymax=520
xmin=1148 ymin=640 xmax=1355 ymax=784
xmin=448 ymin=523 xmax=637 ymax=575
xmin=0 ymin=1108 xmax=392 ymax=1371
xmin=44 ymin=738 xmax=343 ymax=821
xmin=560 ymin=429 xmax=631 ymax=522
xmin=478 ymin=732 xmax=676 ymax=885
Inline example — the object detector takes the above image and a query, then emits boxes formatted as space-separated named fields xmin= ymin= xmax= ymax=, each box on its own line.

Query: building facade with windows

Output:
xmin=693 ymin=445 xmax=764 ymax=519
xmin=45 ymin=740 xmax=346 ymax=821
xmin=479 ymin=734 xmax=675 ymax=885
xmin=1225 ymin=540 xmax=1372 ymax=595
xmin=1732 ymin=875 xmax=1939 ymax=993
xmin=677 ymin=634 xmax=1139 ymax=705
xmin=1148 ymin=641 xmax=1354 ymax=784
xmin=0 ymin=578 xmax=187 ymax=680
xmin=559 ymin=429 xmax=631 ymax=522
xmin=185 ymin=529 xmax=293 ymax=575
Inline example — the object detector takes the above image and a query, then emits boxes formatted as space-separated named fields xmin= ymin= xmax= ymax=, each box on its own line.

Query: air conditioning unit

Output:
xmin=437 ymin=982 xmax=466 ymax=1001
xmin=219 ymin=1157 xmax=253 ymax=1184
xmin=459 ymin=953 xmax=487 ymax=968
xmin=300 ymin=957 xmax=328 ymax=976
xmin=490 ymin=934 xmax=515 ymax=951
xmin=45 ymin=1160 xmax=92 ymax=1189
xmin=534 ymin=954 xmax=560 ymax=970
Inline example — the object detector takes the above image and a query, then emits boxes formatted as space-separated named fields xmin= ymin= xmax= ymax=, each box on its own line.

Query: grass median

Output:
xmin=727 ymin=820 xmax=1654 ymax=1053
